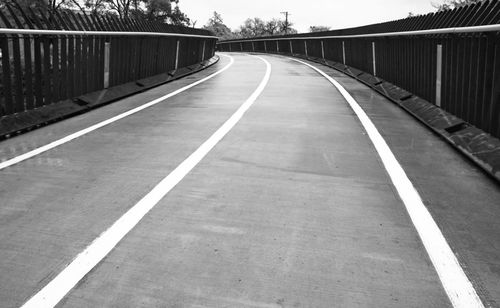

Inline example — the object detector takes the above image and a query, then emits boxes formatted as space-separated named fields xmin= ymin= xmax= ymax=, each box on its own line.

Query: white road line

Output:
xmin=0 ymin=55 xmax=234 ymax=171
xmin=21 ymin=55 xmax=272 ymax=308
xmin=291 ymin=58 xmax=484 ymax=308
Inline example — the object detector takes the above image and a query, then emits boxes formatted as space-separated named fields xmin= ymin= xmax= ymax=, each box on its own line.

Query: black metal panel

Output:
xmin=0 ymin=4 xmax=212 ymax=119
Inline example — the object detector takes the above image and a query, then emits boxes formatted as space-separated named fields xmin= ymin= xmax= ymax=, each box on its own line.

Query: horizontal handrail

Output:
xmin=0 ymin=28 xmax=217 ymax=39
xmin=219 ymin=24 xmax=500 ymax=44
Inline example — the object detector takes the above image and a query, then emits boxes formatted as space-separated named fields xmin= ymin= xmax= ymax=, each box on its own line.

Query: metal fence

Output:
xmin=0 ymin=4 xmax=217 ymax=117
xmin=218 ymin=0 xmax=500 ymax=139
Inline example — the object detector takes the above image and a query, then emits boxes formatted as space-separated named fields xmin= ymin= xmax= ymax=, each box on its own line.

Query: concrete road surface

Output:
xmin=0 ymin=53 xmax=499 ymax=308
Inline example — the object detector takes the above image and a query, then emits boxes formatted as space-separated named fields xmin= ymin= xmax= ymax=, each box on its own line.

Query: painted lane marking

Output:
xmin=21 ymin=55 xmax=271 ymax=308
xmin=290 ymin=58 xmax=484 ymax=308
xmin=0 ymin=55 xmax=234 ymax=171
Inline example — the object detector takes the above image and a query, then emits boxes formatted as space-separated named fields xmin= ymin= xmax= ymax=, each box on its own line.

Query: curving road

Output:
xmin=0 ymin=53 xmax=499 ymax=308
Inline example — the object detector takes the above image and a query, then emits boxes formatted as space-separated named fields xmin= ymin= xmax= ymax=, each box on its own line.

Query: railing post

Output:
xmin=175 ymin=39 xmax=180 ymax=70
xmin=342 ymin=41 xmax=346 ymax=65
xmin=304 ymin=40 xmax=308 ymax=57
xmin=321 ymin=40 xmax=325 ymax=59
xmin=276 ymin=41 xmax=279 ymax=53
xmin=240 ymin=42 xmax=243 ymax=51
xmin=436 ymin=44 xmax=443 ymax=107
xmin=264 ymin=41 xmax=267 ymax=52
xmin=229 ymin=42 xmax=232 ymax=52
xmin=372 ymin=41 xmax=377 ymax=76
xmin=290 ymin=40 xmax=293 ymax=54
xmin=201 ymin=40 xmax=206 ymax=61
xmin=104 ymin=42 xmax=110 ymax=88
xmin=252 ymin=41 xmax=255 ymax=52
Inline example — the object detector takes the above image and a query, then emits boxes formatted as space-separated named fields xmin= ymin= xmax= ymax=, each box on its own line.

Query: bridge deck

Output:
xmin=0 ymin=53 xmax=499 ymax=307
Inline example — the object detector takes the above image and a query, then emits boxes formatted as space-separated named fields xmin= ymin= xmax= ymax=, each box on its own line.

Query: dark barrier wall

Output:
xmin=0 ymin=4 xmax=216 ymax=117
xmin=218 ymin=0 xmax=500 ymax=139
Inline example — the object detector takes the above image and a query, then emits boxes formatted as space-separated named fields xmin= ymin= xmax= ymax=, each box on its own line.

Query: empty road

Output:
xmin=0 ymin=53 xmax=499 ymax=308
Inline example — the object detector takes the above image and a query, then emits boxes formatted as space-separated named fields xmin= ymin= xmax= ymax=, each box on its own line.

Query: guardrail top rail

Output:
xmin=218 ymin=24 xmax=500 ymax=43
xmin=0 ymin=28 xmax=217 ymax=39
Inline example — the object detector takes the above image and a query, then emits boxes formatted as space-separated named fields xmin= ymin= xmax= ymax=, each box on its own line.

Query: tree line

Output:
xmin=202 ymin=11 xmax=328 ymax=41
xmin=203 ymin=12 xmax=294 ymax=40
xmin=1 ymin=0 xmax=191 ymax=26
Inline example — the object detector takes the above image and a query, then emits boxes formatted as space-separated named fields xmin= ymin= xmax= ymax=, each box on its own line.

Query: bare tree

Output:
xmin=104 ymin=0 xmax=133 ymax=18
xmin=203 ymin=11 xmax=233 ymax=39
xmin=47 ymin=0 xmax=72 ymax=10
xmin=83 ymin=0 xmax=108 ymax=14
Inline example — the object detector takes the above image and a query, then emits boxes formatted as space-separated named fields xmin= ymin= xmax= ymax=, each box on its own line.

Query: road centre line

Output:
xmin=290 ymin=58 xmax=484 ymax=308
xmin=0 ymin=55 xmax=234 ymax=171
xmin=21 ymin=55 xmax=272 ymax=308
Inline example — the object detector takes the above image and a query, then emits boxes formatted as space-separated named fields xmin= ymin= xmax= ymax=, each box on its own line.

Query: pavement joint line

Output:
xmin=289 ymin=57 xmax=484 ymax=308
xmin=0 ymin=55 xmax=235 ymax=172
xmin=20 ymin=55 xmax=272 ymax=308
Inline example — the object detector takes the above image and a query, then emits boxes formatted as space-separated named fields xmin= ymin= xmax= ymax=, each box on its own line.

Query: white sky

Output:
xmin=180 ymin=0 xmax=437 ymax=32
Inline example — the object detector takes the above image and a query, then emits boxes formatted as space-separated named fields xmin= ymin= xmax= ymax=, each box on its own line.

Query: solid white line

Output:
xmin=21 ymin=55 xmax=272 ymax=308
xmin=290 ymin=58 xmax=484 ymax=308
xmin=0 ymin=55 xmax=234 ymax=172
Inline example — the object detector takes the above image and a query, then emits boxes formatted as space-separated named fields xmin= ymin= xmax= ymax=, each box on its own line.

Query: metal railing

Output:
xmin=219 ymin=24 xmax=500 ymax=41
xmin=218 ymin=0 xmax=500 ymax=139
xmin=0 ymin=4 xmax=217 ymax=117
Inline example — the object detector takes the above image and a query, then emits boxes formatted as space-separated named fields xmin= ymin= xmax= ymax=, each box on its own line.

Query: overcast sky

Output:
xmin=180 ymin=0 xmax=438 ymax=32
